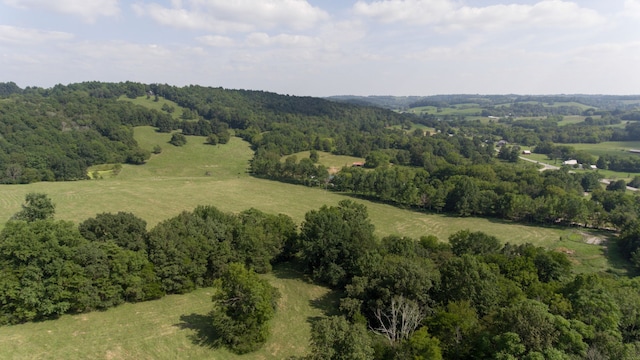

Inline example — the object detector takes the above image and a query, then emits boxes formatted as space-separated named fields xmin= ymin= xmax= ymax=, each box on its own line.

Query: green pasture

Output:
xmin=497 ymin=101 xmax=593 ymax=111
xmin=547 ymin=101 xmax=593 ymax=111
xmin=0 ymin=125 xmax=630 ymax=359
xmin=570 ymin=141 xmax=640 ymax=158
xmin=407 ymin=105 xmax=482 ymax=116
xmin=282 ymin=151 xmax=364 ymax=172
xmin=0 ymin=126 xmax=622 ymax=274
xmin=518 ymin=141 xmax=640 ymax=161
xmin=388 ymin=123 xmax=437 ymax=135
xmin=557 ymin=115 xmax=586 ymax=126
xmin=0 ymin=263 xmax=335 ymax=360
xmin=119 ymin=95 xmax=184 ymax=119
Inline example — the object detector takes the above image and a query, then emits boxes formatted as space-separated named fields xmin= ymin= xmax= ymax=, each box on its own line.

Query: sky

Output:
xmin=0 ymin=0 xmax=639 ymax=96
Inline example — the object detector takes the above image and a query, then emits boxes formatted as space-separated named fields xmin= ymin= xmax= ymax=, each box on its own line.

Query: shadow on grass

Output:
xmin=306 ymin=290 xmax=345 ymax=337
xmin=272 ymin=259 xmax=312 ymax=281
xmin=308 ymin=288 xmax=343 ymax=321
xmin=601 ymin=235 xmax=638 ymax=277
xmin=174 ymin=313 xmax=222 ymax=349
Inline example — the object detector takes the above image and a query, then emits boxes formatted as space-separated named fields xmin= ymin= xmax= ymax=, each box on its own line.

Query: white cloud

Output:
xmin=3 ymin=0 xmax=120 ymax=22
xmin=569 ymin=40 xmax=640 ymax=62
xmin=353 ymin=0 xmax=453 ymax=25
xmin=245 ymin=32 xmax=319 ymax=47
xmin=624 ymin=0 xmax=640 ymax=18
xmin=353 ymin=0 xmax=605 ymax=31
xmin=132 ymin=0 xmax=329 ymax=33
xmin=196 ymin=35 xmax=236 ymax=47
xmin=0 ymin=25 xmax=74 ymax=44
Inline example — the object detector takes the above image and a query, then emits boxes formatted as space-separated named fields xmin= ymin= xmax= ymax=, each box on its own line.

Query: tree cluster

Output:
xmin=5 ymin=194 xmax=640 ymax=358
xmin=0 ymin=194 xmax=295 ymax=330
xmin=296 ymin=201 xmax=640 ymax=360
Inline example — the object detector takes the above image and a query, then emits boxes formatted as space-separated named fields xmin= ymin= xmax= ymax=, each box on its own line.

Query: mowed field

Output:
xmin=0 ymin=126 xmax=627 ymax=359
xmin=0 ymin=126 xmax=575 ymax=245
xmin=0 ymin=127 xmax=622 ymax=271
xmin=0 ymin=264 xmax=337 ymax=360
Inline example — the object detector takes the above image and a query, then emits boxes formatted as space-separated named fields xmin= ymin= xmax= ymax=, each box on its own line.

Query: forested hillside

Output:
xmin=0 ymin=81 xmax=408 ymax=183
xmin=0 ymin=84 xmax=165 ymax=182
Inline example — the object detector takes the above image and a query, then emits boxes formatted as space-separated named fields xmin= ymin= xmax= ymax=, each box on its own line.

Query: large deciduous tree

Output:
xmin=210 ymin=263 xmax=279 ymax=354
xmin=79 ymin=212 xmax=148 ymax=252
xmin=299 ymin=200 xmax=376 ymax=287
xmin=306 ymin=316 xmax=374 ymax=360
xmin=11 ymin=193 xmax=55 ymax=222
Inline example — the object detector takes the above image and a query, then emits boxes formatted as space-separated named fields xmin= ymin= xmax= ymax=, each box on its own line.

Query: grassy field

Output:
xmin=0 ymin=263 xmax=337 ymax=360
xmin=282 ymin=150 xmax=365 ymax=173
xmin=388 ymin=123 xmax=437 ymax=135
xmin=119 ymin=95 xmax=184 ymax=119
xmin=407 ymin=105 xmax=482 ymax=116
xmin=0 ymin=125 xmax=630 ymax=359
xmin=0 ymin=126 xmax=622 ymax=272
xmin=570 ymin=141 xmax=640 ymax=158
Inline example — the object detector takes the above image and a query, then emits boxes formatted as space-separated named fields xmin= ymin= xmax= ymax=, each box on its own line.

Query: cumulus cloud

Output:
xmin=3 ymin=0 xmax=120 ymax=22
xmin=196 ymin=35 xmax=237 ymax=47
xmin=245 ymin=32 xmax=319 ymax=47
xmin=624 ymin=0 xmax=640 ymax=18
xmin=353 ymin=0 xmax=605 ymax=31
xmin=0 ymin=25 xmax=74 ymax=44
xmin=132 ymin=0 xmax=329 ymax=33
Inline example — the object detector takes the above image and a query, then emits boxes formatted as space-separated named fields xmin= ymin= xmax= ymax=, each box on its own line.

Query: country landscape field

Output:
xmin=2 ymin=83 xmax=640 ymax=359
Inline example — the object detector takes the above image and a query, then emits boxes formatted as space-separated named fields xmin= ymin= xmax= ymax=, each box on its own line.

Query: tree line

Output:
xmin=4 ymin=194 xmax=640 ymax=359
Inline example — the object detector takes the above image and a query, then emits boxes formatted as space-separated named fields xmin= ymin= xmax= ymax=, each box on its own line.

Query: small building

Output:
xmin=522 ymin=150 xmax=531 ymax=155
xmin=590 ymin=165 xmax=598 ymax=170
xmin=352 ymin=162 xmax=364 ymax=167
xmin=563 ymin=159 xmax=578 ymax=166
xmin=496 ymin=140 xmax=508 ymax=147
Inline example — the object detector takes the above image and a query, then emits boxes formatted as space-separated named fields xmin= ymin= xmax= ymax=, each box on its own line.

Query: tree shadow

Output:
xmin=272 ymin=259 xmax=312 ymax=282
xmin=174 ymin=313 xmax=222 ymax=349
xmin=601 ymin=233 xmax=638 ymax=277
xmin=309 ymin=289 xmax=343 ymax=318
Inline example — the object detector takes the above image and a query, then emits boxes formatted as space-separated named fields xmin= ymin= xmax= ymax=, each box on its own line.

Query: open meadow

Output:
xmin=0 ymin=263 xmax=336 ymax=360
xmin=1 ymin=126 xmax=581 ymax=247
xmin=0 ymin=126 xmax=628 ymax=359
xmin=0 ymin=127 xmax=623 ymax=271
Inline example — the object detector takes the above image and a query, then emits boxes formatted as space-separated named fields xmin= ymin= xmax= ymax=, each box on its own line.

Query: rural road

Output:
xmin=519 ymin=156 xmax=639 ymax=191
xmin=519 ymin=156 xmax=560 ymax=171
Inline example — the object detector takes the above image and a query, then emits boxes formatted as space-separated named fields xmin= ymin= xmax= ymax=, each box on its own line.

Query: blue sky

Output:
xmin=1 ymin=0 xmax=639 ymax=96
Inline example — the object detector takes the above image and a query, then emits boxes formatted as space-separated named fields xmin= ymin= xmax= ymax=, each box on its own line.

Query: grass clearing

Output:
xmin=0 ymin=263 xmax=334 ymax=360
xmin=119 ymin=95 xmax=184 ymax=119
xmin=406 ymin=105 xmax=482 ymax=116
xmin=558 ymin=115 xmax=586 ymax=126
xmin=570 ymin=141 xmax=640 ymax=158
xmin=388 ymin=123 xmax=437 ymax=135
xmin=283 ymin=151 xmax=364 ymax=173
